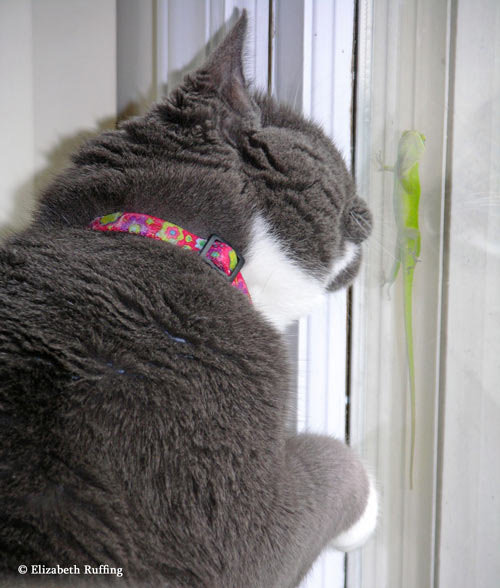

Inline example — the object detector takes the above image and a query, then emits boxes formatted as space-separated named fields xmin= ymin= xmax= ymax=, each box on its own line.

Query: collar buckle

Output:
xmin=199 ymin=234 xmax=245 ymax=283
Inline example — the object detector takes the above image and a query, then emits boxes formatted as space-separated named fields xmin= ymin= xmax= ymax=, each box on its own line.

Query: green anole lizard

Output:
xmin=382 ymin=130 xmax=426 ymax=489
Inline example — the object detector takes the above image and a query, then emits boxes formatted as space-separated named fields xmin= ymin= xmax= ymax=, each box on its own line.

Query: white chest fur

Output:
xmin=241 ymin=215 xmax=359 ymax=331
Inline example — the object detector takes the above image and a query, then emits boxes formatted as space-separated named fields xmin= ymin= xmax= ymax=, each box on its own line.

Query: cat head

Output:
xmin=37 ymin=12 xmax=372 ymax=331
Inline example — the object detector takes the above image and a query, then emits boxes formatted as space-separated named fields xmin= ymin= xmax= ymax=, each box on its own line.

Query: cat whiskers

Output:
xmin=348 ymin=210 xmax=398 ymax=262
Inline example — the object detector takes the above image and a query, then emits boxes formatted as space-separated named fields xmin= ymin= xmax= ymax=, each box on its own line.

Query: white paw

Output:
xmin=330 ymin=476 xmax=378 ymax=552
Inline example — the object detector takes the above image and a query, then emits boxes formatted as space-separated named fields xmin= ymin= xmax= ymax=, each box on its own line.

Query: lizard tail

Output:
xmin=403 ymin=264 xmax=416 ymax=490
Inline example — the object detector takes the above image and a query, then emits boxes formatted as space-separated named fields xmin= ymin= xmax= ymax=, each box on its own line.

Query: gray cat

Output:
xmin=0 ymin=12 xmax=376 ymax=588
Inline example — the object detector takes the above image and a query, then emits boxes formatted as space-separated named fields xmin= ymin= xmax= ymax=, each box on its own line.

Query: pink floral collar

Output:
xmin=89 ymin=212 xmax=250 ymax=299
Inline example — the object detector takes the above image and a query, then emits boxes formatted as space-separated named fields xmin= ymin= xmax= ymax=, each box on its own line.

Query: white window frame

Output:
xmin=272 ymin=2 xmax=355 ymax=585
xmin=154 ymin=2 xmax=356 ymax=586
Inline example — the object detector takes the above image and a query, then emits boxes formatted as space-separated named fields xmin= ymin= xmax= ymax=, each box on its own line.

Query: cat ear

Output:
xmin=203 ymin=11 xmax=253 ymax=116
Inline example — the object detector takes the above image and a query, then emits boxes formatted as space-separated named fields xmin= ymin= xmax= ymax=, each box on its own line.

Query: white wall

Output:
xmin=0 ymin=0 xmax=116 ymax=235
xmin=0 ymin=0 xmax=35 ymax=231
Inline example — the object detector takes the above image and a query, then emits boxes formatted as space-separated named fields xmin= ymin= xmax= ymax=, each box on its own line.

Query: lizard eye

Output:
xmin=344 ymin=200 xmax=372 ymax=244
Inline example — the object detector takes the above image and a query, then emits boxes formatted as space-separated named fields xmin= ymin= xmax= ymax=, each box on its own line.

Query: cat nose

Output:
xmin=345 ymin=201 xmax=372 ymax=244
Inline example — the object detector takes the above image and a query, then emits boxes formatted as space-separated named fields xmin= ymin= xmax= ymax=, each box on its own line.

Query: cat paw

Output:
xmin=330 ymin=476 xmax=378 ymax=552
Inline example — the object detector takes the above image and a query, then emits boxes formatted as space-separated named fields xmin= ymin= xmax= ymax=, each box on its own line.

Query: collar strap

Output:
xmin=89 ymin=212 xmax=250 ymax=299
